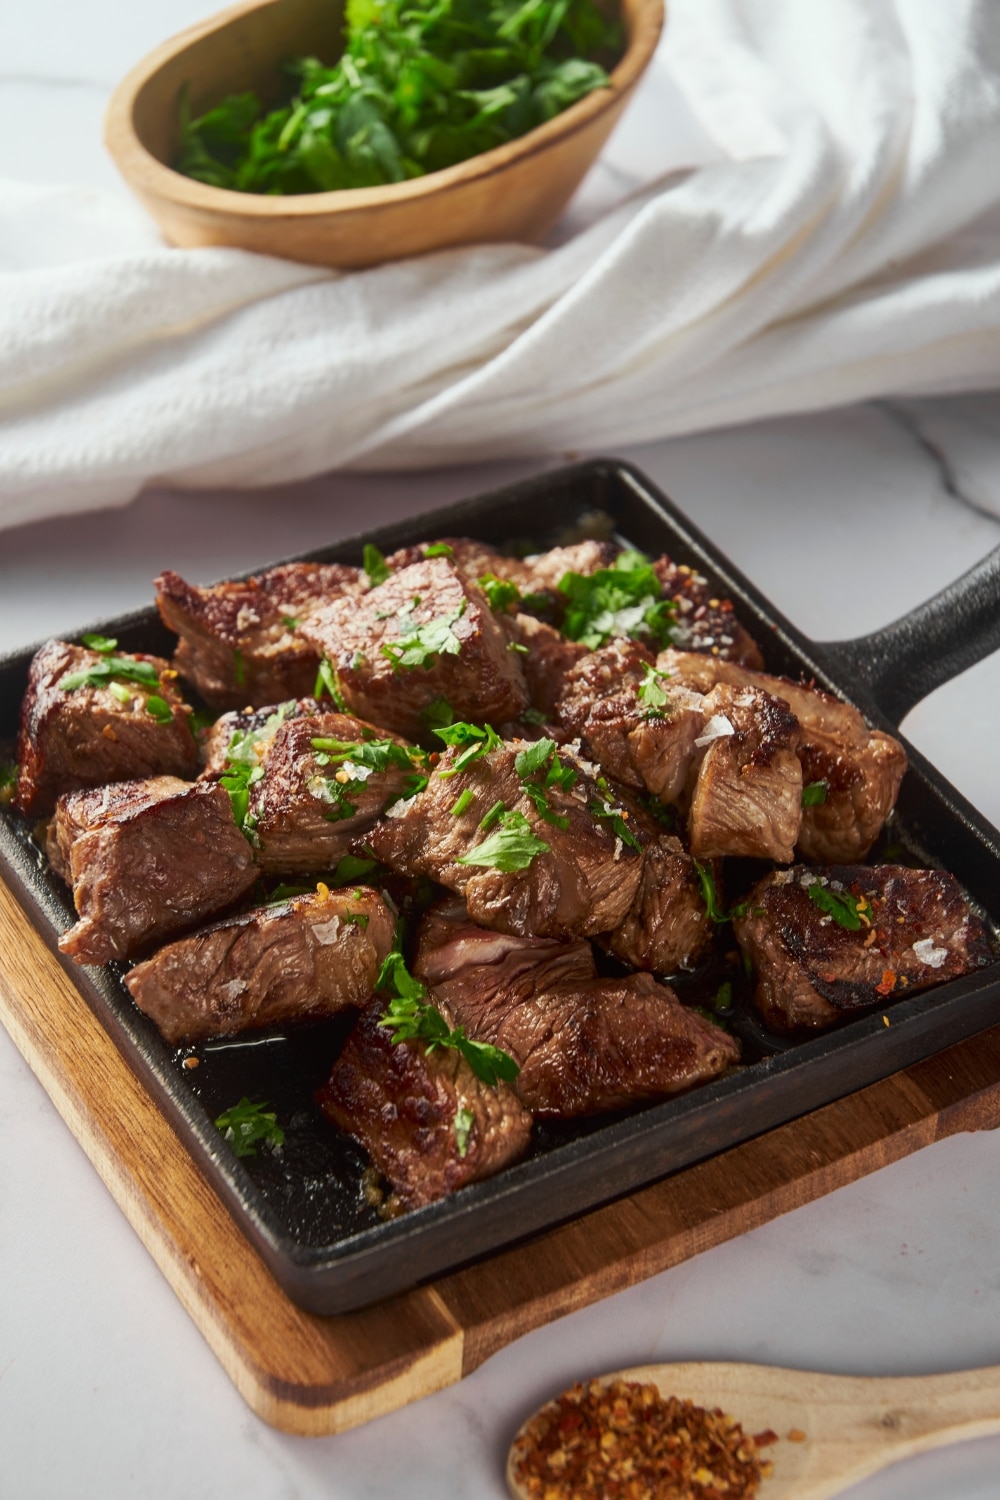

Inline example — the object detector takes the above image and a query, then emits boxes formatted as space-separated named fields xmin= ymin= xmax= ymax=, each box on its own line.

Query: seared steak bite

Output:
xmin=125 ymin=886 xmax=395 ymax=1043
xmin=733 ymin=865 xmax=992 ymax=1034
xmin=300 ymin=557 xmax=529 ymax=740
xmin=15 ymin=640 xmax=197 ymax=817
xmin=653 ymin=557 xmax=764 ymax=667
xmin=505 ymin=613 xmax=588 ymax=719
xmin=367 ymin=736 xmax=642 ymax=940
xmin=599 ymin=833 xmax=713 ymax=974
xmin=199 ymin=697 xmax=317 ymax=777
xmin=659 ymin=650 xmax=907 ymax=862
xmin=317 ymin=997 xmax=533 ymax=1210
xmin=246 ymin=712 xmax=422 ymax=872
xmin=414 ymin=904 xmax=739 ymax=1117
xmin=556 ymin=639 xmax=707 ymax=804
xmin=52 ymin=777 xmax=257 ymax=965
xmin=687 ymin=684 xmax=803 ymax=863
xmin=155 ymin=562 xmax=362 ymax=711
xmin=384 ymin=538 xmax=616 ymax=615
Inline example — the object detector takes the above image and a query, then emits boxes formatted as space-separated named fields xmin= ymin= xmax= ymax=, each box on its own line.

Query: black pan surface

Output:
xmin=3 ymin=459 xmax=1000 ymax=1315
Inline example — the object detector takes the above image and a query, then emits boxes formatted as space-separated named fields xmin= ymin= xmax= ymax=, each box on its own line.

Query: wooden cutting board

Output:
xmin=3 ymin=871 xmax=1000 ymax=1437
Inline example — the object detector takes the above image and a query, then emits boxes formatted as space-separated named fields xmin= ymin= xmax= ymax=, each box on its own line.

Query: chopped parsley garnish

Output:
xmin=215 ymin=1097 xmax=284 ymax=1158
xmin=589 ymin=776 xmax=641 ymax=851
xmin=508 ymin=641 xmax=529 ymax=653
xmin=559 ymin=549 xmax=676 ymax=651
xmin=314 ymin=656 xmax=348 ymax=708
xmin=421 ymin=696 xmax=455 ymax=730
xmin=638 ymin=792 xmax=676 ymax=830
xmin=264 ymin=881 xmax=314 ymax=905
xmin=453 ymin=1105 xmax=475 ymax=1158
xmin=451 ymin=788 xmax=475 ymax=816
xmin=423 ymin=542 xmax=454 ymax=559
xmin=522 ymin=706 xmax=547 ymax=726
xmin=381 ymin=602 xmax=465 ymax=670
xmin=145 ymin=694 xmax=174 ymax=723
xmin=363 ymin=543 xmax=391 ymax=587
xmin=693 ymin=859 xmax=749 ymax=924
xmin=713 ymin=980 xmax=733 ymax=1011
xmin=281 ymin=615 xmax=301 ymax=631
xmin=802 ymin=780 xmax=829 ymax=807
xmin=478 ymin=573 xmax=521 ymax=612
xmin=175 ymin=0 xmax=619 ymax=197
xmin=188 ymin=707 xmax=217 ymax=736
xmin=59 ymin=655 xmax=161 ymax=693
xmin=637 ymin=661 xmax=671 ymax=717
xmin=311 ymin=735 xmax=417 ymax=776
xmin=220 ymin=701 xmax=296 ymax=839
xmin=80 ymin=633 xmax=117 ymax=653
xmin=434 ymin=720 xmax=502 ymax=775
xmin=808 ymin=883 xmax=873 ymax=931
xmin=515 ymin=737 xmax=576 ymax=828
xmin=0 ymin=761 xmax=16 ymax=807
xmin=456 ymin=808 xmax=550 ymax=872
xmin=330 ymin=853 xmax=380 ymax=884
xmin=109 ymin=682 xmax=133 ymax=706
xmin=479 ymin=798 xmax=506 ymax=831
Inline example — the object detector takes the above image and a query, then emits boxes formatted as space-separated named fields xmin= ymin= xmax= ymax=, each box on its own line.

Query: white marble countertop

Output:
xmin=4 ymin=6 xmax=1000 ymax=1498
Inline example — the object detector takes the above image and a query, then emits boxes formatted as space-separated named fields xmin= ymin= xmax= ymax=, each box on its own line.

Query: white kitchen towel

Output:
xmin=3 ymin=0 xmax=1000 ymax=531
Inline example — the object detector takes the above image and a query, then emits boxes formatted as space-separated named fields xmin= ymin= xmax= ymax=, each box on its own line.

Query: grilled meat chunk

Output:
xmin=505 ymin=613 xmax=589 ymax=719
xmin=317 ymin=998 xmax=532 ymax=1209
xmin=733 ymin=865 xmax=992 ymax=1034
xmin=414 ymin=905 xmax=738 ymax=1117
xmin=367 ymin=738 xmax=642 ymax=940
xmin=51 ymin=777 xmax=257 ymax=965
xmin=599 ymin=832 xmax=713 ymax=973
xmin=385 ymin=537 xmax=616 ymax=613
xmin=125 ymin=886 xmax=395 ymax=1043
xmin=199 ymin=697 xmax=317 ymax=777
xmin=246 ymin=712 xmax=420 ymax=872
xmin=155 ymin=562 xmax=362 ymax=711
xmin=687 ymin=684 xmax=802 ymax=862
xmin=15 ymin=640 xmax=197 ymax=817
xmin=557 ymin=639 xmax=707 ymax=804
xmin=653 ymin=558 xmax=764 ymax=666
xmin=659 ymin=650 xmax=907 ymax=861
xmin=300 ymin=557 xmax=528 ymax=739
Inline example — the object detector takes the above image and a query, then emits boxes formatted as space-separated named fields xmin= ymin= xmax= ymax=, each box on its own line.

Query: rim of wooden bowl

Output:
xmin=104 ymin=0 xmax=666 ymax=220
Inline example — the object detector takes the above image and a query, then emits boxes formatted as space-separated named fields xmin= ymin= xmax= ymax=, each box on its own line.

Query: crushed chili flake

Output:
xmin=874 ymin=969 xmax=897 ymax=996
xmin=510 ymin=1378 xmax=773 ymax=1499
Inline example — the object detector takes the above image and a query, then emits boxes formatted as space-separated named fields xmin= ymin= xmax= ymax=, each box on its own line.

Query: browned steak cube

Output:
xmin=687 ymin=684 xmax=803 ymax=862
xmin=557 ymin=639 xmax=707 ymax=804
xmin=199 ymin=698 xmax=317 ymax=777
xmin=125 ymin=886 xmax=395 ymax=1043
xmin=155 ymin=562 xmax=362 ymax=711
xmin=504 ymin=613 xmax=589 ymax=720
xmin=246 ymin=713 xmax=422 ymax=872
xmin=414 ymin=904 xmax=738 ymax=1117
xmin=367 ymin=736 xmax=643 ymax=940
xmin=300 ymin=557 xmax=529 ymax=739
xmin=317 ymin=998 xmax=533 ymax=1210
xmin=733 ymin=865 xmax=993 ymax=1034
xmin=653 ymin=557 xmax=764 ymax=667
xmin=659 ymin=650 xmax=908 ymax=861
xmin=15 ymin=640 xmax=197 ymax=817
xmin=52 ymin=777 xmax=257 ymax=965
xmin=598 ymin=833 xmax=713 ymax=974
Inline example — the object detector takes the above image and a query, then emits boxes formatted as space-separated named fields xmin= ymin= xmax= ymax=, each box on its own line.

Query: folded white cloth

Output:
xmin=3 ymin=0 xmax=1000 ymax=531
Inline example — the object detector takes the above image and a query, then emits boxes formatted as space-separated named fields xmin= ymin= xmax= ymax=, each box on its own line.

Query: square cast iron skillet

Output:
xmin=3 ymin=459 xmax=1000 ymax=1316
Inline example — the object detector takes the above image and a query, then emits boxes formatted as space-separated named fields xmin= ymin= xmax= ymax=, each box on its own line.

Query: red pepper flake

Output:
xmin=875 ymin=969 xmax=897 ymax=996
xmin=510 ymin=1378 xmax=772 ymax=1499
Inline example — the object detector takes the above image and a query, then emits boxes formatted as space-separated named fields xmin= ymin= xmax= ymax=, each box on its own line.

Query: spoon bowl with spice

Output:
xmin=507 ymin=1360 xmax=1000 ymax=1500
xmin=104 ymin=0 xmax=664 ymax=269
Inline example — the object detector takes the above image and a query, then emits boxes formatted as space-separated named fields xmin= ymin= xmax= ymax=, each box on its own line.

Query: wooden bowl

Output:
xmin=103 ymin=0 xmax=665 ymax=269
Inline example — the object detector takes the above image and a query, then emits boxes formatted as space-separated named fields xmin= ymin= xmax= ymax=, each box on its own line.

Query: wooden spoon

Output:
xmin=506 ymin=1360 xmax=1000 ymax=1499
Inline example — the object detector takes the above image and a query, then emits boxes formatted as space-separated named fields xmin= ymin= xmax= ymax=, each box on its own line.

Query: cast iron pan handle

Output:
xmin=822 ymin=542 xmax=1000 ymax=728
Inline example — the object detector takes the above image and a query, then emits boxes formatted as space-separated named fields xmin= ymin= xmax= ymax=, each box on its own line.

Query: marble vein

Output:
xmin=875 ymin=398 xmax=1000 ymax=525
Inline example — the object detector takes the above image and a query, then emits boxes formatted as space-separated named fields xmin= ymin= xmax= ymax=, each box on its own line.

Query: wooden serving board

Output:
xmin=3 ymin=871 xmax=1000 ymax=1437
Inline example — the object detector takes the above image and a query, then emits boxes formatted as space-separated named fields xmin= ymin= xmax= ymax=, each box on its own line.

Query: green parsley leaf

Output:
xmin=713 ymin=980 xmax=733 ymax=1011
xmin=807 ymin=883 xmax=872 ymax=931
xmin=522 ymin=706 xmax=547 ymax=726
xmin=220 ymin=701 xmax=296 ymax=838
xmin=0 ymin=761 xmax=17 ymax=807
xmin=421 ymin=697 xmax=455 ymax=730
xmin=478 ymin=573 xmax=521 ymax=612
xmin=379 ymin=992 xmax=520 ymax=1088
xmin=314 ymin=656 xmax=348 ymax=708
xmin=264 ymin=882 xmax=314 ymax=905
xmin=802 ymin=780 xmax=829 ymax=807
xmin=381 ymin=602 xmax=465 ymax=670
xmin=423 ymin=542 xmax=454 ymax=559
xmin=589 ymin=777 xmax=641 ymax=851
xmin=363 ymin=543 xmax=391 ymax=587
xmin=311 ymin=735 xmax=417 ymax=776
xmin=692 ymin=859 xmax=750 ymax=924
xmin=514 ymin=738 xmax=556 ymax=778
xmin=145 ymin=694 xmax=174 ymax=723
xmin=59 ymin=655 xmax=161 ymax=693
xmin=559 ymin=550 xmax=677 ymax=652
xmin=330 ymin=853 xmax=380 ymax=884
xmin=281 ymin=615 xmax=301 ymax=631
xmin=434 ymin=721 xmax=502 ymax=775
xmin=215 ymin=1097 xmax=284 ymax=1158
xmin=456 ymin=808 xmax=549 ymax=872
xmin=453 ymin=1105 xmax=474 ymax=1158
xmin=81 ymin=633 xmax=117 ymax=654
xmin=637 ymin=661 xmax=671 ymax=717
